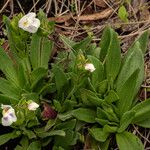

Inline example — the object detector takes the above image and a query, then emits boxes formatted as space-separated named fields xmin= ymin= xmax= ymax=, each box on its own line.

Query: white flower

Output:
xmin=85 ymin=63 xmax=96 ymax=72
xmin=28 ymin=101 xmax=39 ymax=111
xmin=18 ymin=12 xmax=40 ymax=33
xmin=1 ymin=104 xmax=17 ymax=126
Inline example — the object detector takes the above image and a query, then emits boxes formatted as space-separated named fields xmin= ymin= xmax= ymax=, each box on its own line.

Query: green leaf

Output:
xmin=45 ymin=119 xmax=56 ymax=131
xmin=95 ymin=118 xmax=109 ymax=126
xmin=23 ymin=129 xmax=36 ymax=139
xmin=21 ymin=93 xmax=39 ymax=102
xmin=57 ymin=111 xmax=73 ymax=121
xmin=97 ymin=80 xmax=108 ymax=94
xmin=37 ymin=9 xmax=55 ymax=36
xmin=27 ymin=141 xmax=41 ymax=150
xmin=105 ymin=28 xmax=121 ymax=81
xmin=60 ymin=35 xmax=91 ymax=55
xmin=132 ymin=99 xmax=150 ymax=125
xmin=86 ymin=43 xmax=101 ymax=58
xmin=118 ymin=5 xmax=129 ymax=22
xmin=116 ymin=70 xmax=139 ymax=117
xmin=99 ymin=138 xmax=110 ymax=150
xmin=97 ymin=107 xmax=108 ymax=120
xmin=97 ymin=106 xmax=119 ymax=123
xmin=40 ymin=37 xmax=53 ymax=69
xmin=134 ymin=118 xmax=150 ymax=128
xmin=0 ymin=47 xmax=19 ymax=86
xmin=62 ymin=99 xmax=77 ymax=112
xmin=37 ymin=130 xmax=65 ymax=138
xmin=99 ymin=27 xmax=111 ymax=61
xmin=52 ymin=65 xmax=68 ymax=92
xmin=103 ymin=124 xmax=118 ymax=133
xmin=30 ymin=34 xmax=53 ymax=70
xmin=60 ymin=35 xmax=76 ymax=49
xmin=53 ymin=146 xmax=64 ymax=150
xmin=116 ymin=42 xmax=144 ymax=98
xmin=104 ymin=90 xmax=119 ymax=104
xmin=0 ymin=131 xmax=21 ymax=146
xmin=15 ymin=136 xmax=29 ymax=150
xmin=56 ymin=119 xmax=76 ymax=130
xmin=89 ymin=128 xmax=109 ymax=142
xmin=80 ymin=89 xmax=103 ymax=106
xmin=116 ymin=131 xmax=144 ymax=150
xmin=0 ymin=93 xmax=19 ymax=104
xmin=73 ymin=36 xmax=92 ymax=52
xmin=3 ymin=16 xmax=25 ymax=62
xmin=15 ymin=145 xmax=24 ymax=150
xmin=72 ymin=108 xmax=96 ymax=123
xmin=30 ymin=67 xmax=47 ymax=90
xmin=134 ymin=31 xmax=149 ymax=54
xmin=53 ymin=100 xmax=62 ymax=112
xmin=0 ymin=78 xmax=20 ymax=99
xmin=87 ymin=55 xmax=104 ymax=87
xmin=54 ymin=130 xmax=79 ymax=148
xmin=17 ymin=59 xmax=30 ymax=90
xmin=118 ymin=110 xmax=135 ymax=133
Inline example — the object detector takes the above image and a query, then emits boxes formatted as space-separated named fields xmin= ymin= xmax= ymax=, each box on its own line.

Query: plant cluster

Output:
xmin=0 ymin=10 xmax=149 ymax=150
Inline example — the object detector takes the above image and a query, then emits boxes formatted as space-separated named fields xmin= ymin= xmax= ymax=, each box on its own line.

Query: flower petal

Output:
xmin=1 ymin=104 xmax=12 ymax=109
xmin=2 ymin=116 xmax=13 ymax=126
xmin=18 ymin=12 xmax=40 ymax=33
xmin=9 ymin=113 xmax=17 ymax=122
xmin=25 ymin=12 xmax=36 ymax=19
xmin=32 ymin=18 xmax=41 ymax=28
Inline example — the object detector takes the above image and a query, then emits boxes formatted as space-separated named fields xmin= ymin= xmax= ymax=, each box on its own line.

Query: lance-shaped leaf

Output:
xmin=116 ymin=42 xmax=144 ymax=98
xmin=3 ymin=16 xmax=25 ymax=63
xmin=132 ymin=99 xmax=150 ymax=128
xmin=30 ymin=34 xmax=53 ymax=70
xmin=0 ymin=78 xmax=21 ymax=99
xmin=99 ymin=27 xmax=111 ymax=61
xmin=30 ymin=67 xmax=47 ymax=90
xmin=99 ymin=27 xmax=121 ymax=81
xmin=89 ymin=127 xmax=109 ymax=142
xmin=60 ymin=34 xmax=76 ymax=49
xmin=27 ymin=141 xmax=41 ymax=150
xmin=104 ymin=90 xmax=119 ymax=104
xmin=80 ymin=89 xmax=103 ymax=106
xmin=116 ymin=131 xmax=144 ymax=150
xmin=72 ymin=108 xmax=96 ymax=123
xmin=118 ymin=110 xmax=135 ymax=133
xmin=52 ymin=65 xmax=68 ymax=92
xmin=0 ymin=131 xmax=21 ymax=146
xmin=0 ymin=47 xmax=19 ymax=87
xmin=36 ymin=130 xmax=65 ymax=138
xmin=116 ymin=69 xmax=139 ymax=117
xmin=134 ymin=119 xmax=150 ymax=128
xmin=132 ymin=31 xmax=149 ymax=54
xmin=87 ymin=55 xmax=104 ymax=87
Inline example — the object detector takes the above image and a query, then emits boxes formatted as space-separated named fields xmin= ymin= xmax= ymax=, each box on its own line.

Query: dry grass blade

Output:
xmin=0 ymin=0 xmax=11 ymax=14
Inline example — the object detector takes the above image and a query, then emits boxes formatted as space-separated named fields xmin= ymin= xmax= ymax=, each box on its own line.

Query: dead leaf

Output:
xmin=49 ymin=8 xmax=113 ymax=23
xmin=94 ymin=0 xmax=106 ymax=7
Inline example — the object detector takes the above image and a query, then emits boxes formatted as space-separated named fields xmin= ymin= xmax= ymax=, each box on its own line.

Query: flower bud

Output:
xmin=28 ymin=101 xmax=39 ymax=111
xmin=85 ymin=63 xmax=96 ymax=72
xmin=41 ymin=103 xmax=57 ymax=120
